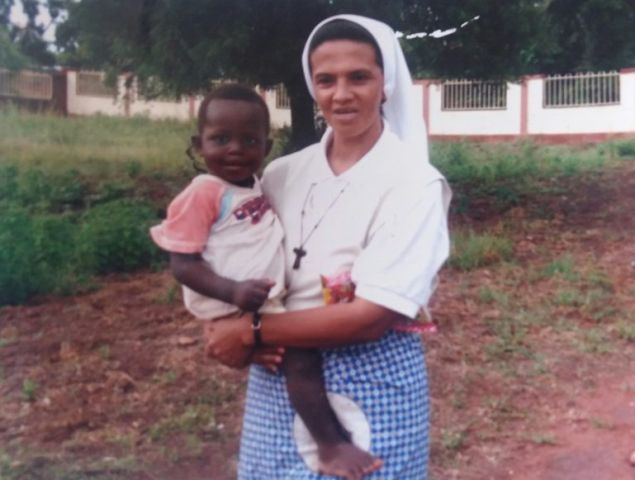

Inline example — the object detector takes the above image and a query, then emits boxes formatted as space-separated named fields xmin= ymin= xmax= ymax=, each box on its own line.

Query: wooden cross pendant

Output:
xmin=292 ymin=247 xmax=307 ymax=270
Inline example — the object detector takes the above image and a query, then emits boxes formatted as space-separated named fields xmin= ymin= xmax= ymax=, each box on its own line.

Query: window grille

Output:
xmin=275 ymin=84 xmax=290 ymax=109
xmin=76 ymin=71 xmax=116 ymax=97
xmin=544 ymin=71 xmax=620 ymax=108
xmin=0 ymin=69 xmax=52 ymax=100
xmin=442 ymin=80 xmax=507 ymax=110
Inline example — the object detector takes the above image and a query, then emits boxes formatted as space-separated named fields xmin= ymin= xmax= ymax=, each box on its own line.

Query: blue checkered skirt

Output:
xmin=238 ymin=330 xmax=430 ymax=479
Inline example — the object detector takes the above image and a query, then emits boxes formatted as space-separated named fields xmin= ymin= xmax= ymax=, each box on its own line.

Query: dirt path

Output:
xmin=496 ymin=374 xmax=635 ymax=480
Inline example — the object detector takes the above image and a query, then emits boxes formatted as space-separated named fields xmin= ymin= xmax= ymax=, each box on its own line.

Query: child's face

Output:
xmin=196 ymin=99 xmax=272 ymax=187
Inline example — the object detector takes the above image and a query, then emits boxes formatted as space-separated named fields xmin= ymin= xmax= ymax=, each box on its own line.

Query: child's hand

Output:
xmin=252 ymin=346 xmax=285 ymax=373
xmin=232 ymin=279 xmax=275 ymax=312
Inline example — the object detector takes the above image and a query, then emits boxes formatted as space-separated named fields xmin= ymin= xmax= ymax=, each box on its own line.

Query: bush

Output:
xmin=616 ymin=140 xmax=635 ymax=158
xmin=0 ymin=207 xmax=41 ymax=304
xmin=0 ymin=167 xmax=91 ymax=213
xmin=76 ymin=199 xmax=163 ymax=274
xmin=0 ymin=208 xmax=79 ymax=305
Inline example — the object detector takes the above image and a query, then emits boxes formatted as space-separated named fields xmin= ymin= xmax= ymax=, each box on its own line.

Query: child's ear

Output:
xmin=264 ymin=138 xmax=274 ymax=157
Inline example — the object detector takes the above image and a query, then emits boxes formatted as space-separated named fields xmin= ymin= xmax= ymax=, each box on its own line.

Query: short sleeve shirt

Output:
xmin=150 ymin=174 xmax=286 ymax=319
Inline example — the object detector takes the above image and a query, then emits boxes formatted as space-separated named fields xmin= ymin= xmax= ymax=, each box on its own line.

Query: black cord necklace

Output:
xmin=292 ymin=181 xmax=349 ymax=269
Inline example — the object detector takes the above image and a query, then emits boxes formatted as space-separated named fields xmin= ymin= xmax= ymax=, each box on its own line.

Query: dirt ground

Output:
xmin=1 ymin=163 xmax=634 ymax=479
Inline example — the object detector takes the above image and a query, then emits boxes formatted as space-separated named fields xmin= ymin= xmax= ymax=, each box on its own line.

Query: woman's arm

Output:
xmin=170 ymin=253 xmax=274 ymax=312
xmin=205 ymin=298 xmax=405 ymax=367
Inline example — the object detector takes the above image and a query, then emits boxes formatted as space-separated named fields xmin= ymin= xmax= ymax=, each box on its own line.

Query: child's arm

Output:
xmin=170 ymin=252 xmax=274 ymax=312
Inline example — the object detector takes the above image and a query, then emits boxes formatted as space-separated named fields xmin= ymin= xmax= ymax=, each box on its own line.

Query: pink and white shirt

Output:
xmin=150 ymin=174 xmax=285 ymax=319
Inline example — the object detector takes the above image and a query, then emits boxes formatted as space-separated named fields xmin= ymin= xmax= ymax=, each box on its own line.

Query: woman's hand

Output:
xmin=204 ymin=316 xmax=253 ymax=368
xmin=204 ymin=314 xmax=284 ymax=371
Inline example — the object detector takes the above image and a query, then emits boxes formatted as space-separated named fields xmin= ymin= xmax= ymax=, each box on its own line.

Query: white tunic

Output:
xmin=262 ymin=124 xmax=450 ymax=318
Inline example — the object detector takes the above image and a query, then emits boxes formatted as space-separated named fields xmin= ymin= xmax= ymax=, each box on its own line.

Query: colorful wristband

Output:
xmin=251 ymin=311 xmax=262 ymax=347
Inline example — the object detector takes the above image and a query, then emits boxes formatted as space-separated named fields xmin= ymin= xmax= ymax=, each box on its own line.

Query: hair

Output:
xmin=308 ymin=19 xmax=383 ymax=71
xmin=187 ymin=83 xmax=271 ymax=172
xmin=196 ymin=83 xmax=270 ymax=134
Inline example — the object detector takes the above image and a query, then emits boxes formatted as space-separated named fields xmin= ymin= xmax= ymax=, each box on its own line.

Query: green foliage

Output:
xmin=431 ymin=139 xmax=616 ymax=212
xmin=0 ymin=25 xmax=30 ymax=69
xmin=478 ymin=286 xmax=509 ymax=306
xmin=0 ymin=206 xmax=86 ymax=305
xmin=76 ymin=199 xmax=162 ymax=274
xmin=450 ymin=230 xmax=513 ymax=271
xmin=407 ymin=0 xmax=549 ymax=80
xmin=0 ymin=108 xmax=193 ymax=178
xmin=541 ymin=255 xmax=578 ymax=281
xmin=542 ymin=0 xmax=635 ymax=73
xmin=616 ymin=140 xmax=635 ymax=158
xmin=1 ymin=0 xmax=62 ymax=67
xmin=148 ymin=404 xmax=218 ymax=442
xmin=21 ymin=378 xmax=38 ymax=402
xmin=616 ymin=320 xmax=635 ymax=342
xmin=440 ymin=428 xmax=467 ymax=451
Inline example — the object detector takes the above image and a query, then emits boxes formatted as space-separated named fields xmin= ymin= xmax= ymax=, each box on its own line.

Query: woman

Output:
xmin=205 ymin=14 xmax=452 ymax=480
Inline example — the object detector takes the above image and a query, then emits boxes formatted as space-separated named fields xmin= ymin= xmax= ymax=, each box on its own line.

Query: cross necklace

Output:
xmin=292 ymin=181 xmax=349 ymax=269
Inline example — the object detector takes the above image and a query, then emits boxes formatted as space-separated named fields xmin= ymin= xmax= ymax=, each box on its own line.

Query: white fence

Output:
xmin=441 ymin=79 xmax=507 ymax=111
xmin=544 ymin=71 xmax=620 ymax=108
xmin=3 ymin=68 xmax=635 ymax=142
xmin=423 ymin=68 xmax=635 ymax=141
xmin=0 ymin=69 xmax=52 ymax=100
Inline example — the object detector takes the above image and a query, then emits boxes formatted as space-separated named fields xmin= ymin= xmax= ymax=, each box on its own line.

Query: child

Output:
xmin=150 ymin=84 xmax=376 ymax=479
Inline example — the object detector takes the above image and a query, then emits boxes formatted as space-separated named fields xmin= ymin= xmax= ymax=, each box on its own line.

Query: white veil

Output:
xmin=301 ymin=14 xmax=430 ymax=164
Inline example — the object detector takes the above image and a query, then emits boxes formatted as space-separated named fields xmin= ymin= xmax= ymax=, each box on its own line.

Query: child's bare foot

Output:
xmin=317 ymin=442 xmax=383 ymax=480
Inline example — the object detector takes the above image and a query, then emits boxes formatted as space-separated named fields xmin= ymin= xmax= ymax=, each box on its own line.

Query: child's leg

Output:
xmin=282 ymin=348 xmax=382 ymax=479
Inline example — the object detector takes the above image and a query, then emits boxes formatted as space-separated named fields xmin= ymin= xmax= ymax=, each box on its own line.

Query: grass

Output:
xmin=148 ymin=404 xmax=218 ymax=442
xmin=21 ymin=379 xmax=38 ymax=402
xmin=0 ymin=107 xmax=194 ymax=176
xmin=449 ymin=230 xmax=514 ymax=271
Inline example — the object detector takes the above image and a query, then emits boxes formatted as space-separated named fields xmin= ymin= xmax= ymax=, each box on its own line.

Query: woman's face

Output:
xmin=310 ymin=39 xmax=384 ymax=142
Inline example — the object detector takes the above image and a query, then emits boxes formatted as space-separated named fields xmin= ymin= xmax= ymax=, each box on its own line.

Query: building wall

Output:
xmin=66 ymin=71 xmax=125 ymax=117
xmin=262 ymin=88 xmax=292 ymax=128
xmin=427 ymin=82 xmax=522 ymax=136
xmin=526 ymin=72 xmax=635 ymax=135
xmin=128 ymin=95 xmax=193 ymax=121
xmin=12 ymin=68 xmax=635 ymax=142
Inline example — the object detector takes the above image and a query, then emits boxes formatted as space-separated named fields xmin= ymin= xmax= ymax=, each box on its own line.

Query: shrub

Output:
xmin=0 ymin=208 xmax=78 ymax=305
xmin=0 ymin=167 xmax=90 ymax=213
xmin=616 ymin=140 xmax=635 ymax=158
xmin=0 ymin=166 xmax=19 ymax=202
xmin=0 ymin=207 xmax=41 ymax=304
xmin=76 ymin=199 xmax=163 ymax=274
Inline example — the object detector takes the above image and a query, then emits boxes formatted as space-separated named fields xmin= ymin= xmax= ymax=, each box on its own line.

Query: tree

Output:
xmin=55 ymin=0 xmax=635 ymax=148
xmin=540 ymin=0 xmax=635 ymax=73
xmin=0 ymin=0 xmax=65 ymax=68
xmin=57 ymin=0 xmax=549 ymax=149
xmin=402 ymin=0 xmax=550 ymax=80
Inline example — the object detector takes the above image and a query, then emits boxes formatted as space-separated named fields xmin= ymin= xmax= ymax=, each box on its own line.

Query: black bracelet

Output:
xmin=251 ymin=311 xmax=262 ymax=347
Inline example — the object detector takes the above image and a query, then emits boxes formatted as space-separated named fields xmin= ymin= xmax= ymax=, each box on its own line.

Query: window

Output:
xmin=275 ymin=84 xmax=290 ymax=109
xmin=76 ymin=71 xmax=116 ymax=97
xmin=442 ymin=80 xmax=507 ymax=110
xmin=0 ymin=69 xmax=52 ymax=100
xmin=544 ymin=71 xmax=620 ymax=108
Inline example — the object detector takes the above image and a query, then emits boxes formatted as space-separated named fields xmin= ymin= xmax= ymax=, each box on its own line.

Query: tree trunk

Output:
xmin=284 ymin=79 xmax=317 ymax=154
